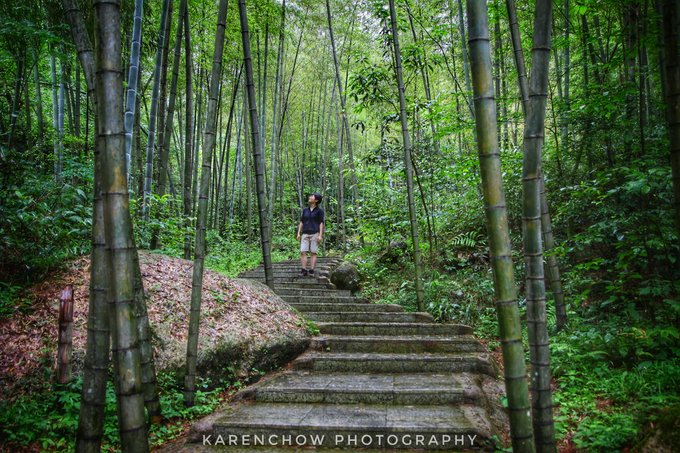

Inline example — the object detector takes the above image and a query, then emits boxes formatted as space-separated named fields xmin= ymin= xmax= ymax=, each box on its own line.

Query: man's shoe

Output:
xmin=299 ymin=269 xmax=308 ymax=276
xmin=308 ymin=269 xmax=315 ymax=276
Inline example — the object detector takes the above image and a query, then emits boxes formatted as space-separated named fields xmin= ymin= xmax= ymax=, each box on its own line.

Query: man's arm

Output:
xmin=319 ymin=210 xmax=325 ymax=240
xmin=297 ymin=221 xmax=303 ymax=241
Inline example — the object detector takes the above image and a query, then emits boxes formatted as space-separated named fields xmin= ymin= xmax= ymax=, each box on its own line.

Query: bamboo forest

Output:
xmin=1 ymin=0 xmax=679 ymax=451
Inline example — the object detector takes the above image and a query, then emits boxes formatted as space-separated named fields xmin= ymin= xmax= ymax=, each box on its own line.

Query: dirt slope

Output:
xmin=0 ymin=252 xmax=309 ymax=400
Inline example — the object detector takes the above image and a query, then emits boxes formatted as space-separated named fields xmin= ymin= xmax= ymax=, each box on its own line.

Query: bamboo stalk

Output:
xmin=466 ymin=0 xmax=535 ymax=451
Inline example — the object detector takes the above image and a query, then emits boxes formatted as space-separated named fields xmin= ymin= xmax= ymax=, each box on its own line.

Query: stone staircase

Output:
xmin=190 ymin=257 xmax=505 ymax=451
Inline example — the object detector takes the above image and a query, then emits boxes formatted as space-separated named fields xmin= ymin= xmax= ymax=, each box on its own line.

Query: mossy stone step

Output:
xmin=281 ymin=295 xmax=368 ymax=304
xmin=289 ymin=303 xmax=402 ymax=313
xmin=292 ymin=351 xmax=496 ymax=376
xmin=304 ymin=311 xmax=434 ymax=323
xmin=274 ymin=288 xmax=352 ymax=297
xmin=248 ymin=372 xmax=485 ymax=406
xmin=317 ymin=322 xmax=473 ymax=336
xmin=209 ymin=402 xmax=492 ymax=450
xmin=311 ymin=335 xmax=485 ymax=354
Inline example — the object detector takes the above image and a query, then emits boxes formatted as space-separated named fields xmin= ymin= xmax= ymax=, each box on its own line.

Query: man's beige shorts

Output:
xmin=300 ymin=233 xmax=320 ymax=254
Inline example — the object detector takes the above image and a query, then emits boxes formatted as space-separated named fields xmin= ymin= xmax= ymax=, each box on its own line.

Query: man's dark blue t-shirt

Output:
xmin=300 ymin=207 xmax=325 ymax=234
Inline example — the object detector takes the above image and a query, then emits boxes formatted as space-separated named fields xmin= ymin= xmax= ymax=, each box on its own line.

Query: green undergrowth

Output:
xmin=0 ymin=368 xmax=258 ymax=452
xmin=350 ymin=241 xmax=680 ymax=451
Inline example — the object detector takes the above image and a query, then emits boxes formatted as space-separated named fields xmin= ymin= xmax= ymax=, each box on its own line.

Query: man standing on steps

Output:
xmin=297 ymin=193 xmax=325 ymax=276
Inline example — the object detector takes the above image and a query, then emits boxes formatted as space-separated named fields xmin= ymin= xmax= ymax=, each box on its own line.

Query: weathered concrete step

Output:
xmin=274 ymin=288 xmax=352 ymax=297
xmin=304 ymin=312 xmax=434 ymax=323
xmin=209 ymin=402 xmax=492 ymax=450
xmin=240 ymin=270 xmax=331 ymax=278
xmin=311 ymin=335 xmax=485 ymax=353
xmin=281 ymin=295 xmax=367 ymax=304
xmin=289 ymin=303 xmax=403 ymax=313
xmin=248 ymin=279 xmax=336 ymax=289
xmin=248 ymin=372 xmax=484 ymax=405
xmin=245 ymin=276 xmax=332 ymax=283
xmin=241 ymin=264 xmax=335 ymax=271
xmin=317 ymin=322 xmax=473 ymax=336
xmin=292 ymin=352 xmax=496 ymax=376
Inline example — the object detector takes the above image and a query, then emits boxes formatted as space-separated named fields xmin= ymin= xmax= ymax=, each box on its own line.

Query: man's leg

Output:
xmin=309 ymin=233 xmax=319 ymax=274
xmin=300 ymin=252 xmax=307 ymax=270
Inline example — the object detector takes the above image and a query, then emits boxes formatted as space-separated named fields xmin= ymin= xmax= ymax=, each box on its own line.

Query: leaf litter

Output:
xmin=0 ymin=251 xmax=308 ymax=401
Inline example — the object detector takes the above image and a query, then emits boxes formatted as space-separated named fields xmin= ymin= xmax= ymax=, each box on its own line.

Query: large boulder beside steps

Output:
xmin=379 ymin=238 xmax=408 ymax=264
xmin=330 ymin=261 xmax=360 ymax=292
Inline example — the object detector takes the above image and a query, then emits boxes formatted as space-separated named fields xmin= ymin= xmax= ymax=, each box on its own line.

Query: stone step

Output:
xmin=209 ymin=402 xmax=492 ymax=450
xmin=317 ymin=322 xmax=473 ymax=337
xmin=274 ymin=288 xmax=352 ymax=297
xmin=281 ymin=295 xmax=367 ymax=304
xmin=304 ymin=312 xmax=434 ymax=323
xmin=246 ymin=276 xmax=334 ymax=284
xmin=249 ymin=259 xmax=339 ymax=271
xmin=238 ymin=266 xmax=330 ymax=278
xmin=248 ymin=372 xmax=484 ymax=405
xmin=292 ymin=351 xmax=496 ymax=375
xmin=247 ymin=279 xmax=336 ymax=289
xmin=311 ymin=335 xmax=485 ymax=354
xmin=289 ymin=303 xmax=403 ymax=313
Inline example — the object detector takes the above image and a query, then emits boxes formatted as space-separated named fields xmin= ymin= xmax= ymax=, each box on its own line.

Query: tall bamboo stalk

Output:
xmin=506 ymin=0 xmax=567 ymax=330
xmin=61 ymin=3 xmax=109 ymax=450
xmin=143 ymin=0 xmax=172 ymax=220
xmin=183 ymin=2 xmax=194 ymax=259
xmin=268 ymin=0 xmax=285 ymax=234
xmin=33 ymin=48 xmax=45 ymax=145
xmin=93 ymin=0 xmax=148 ymax=449
xmin=466 ymin=0 xmax=535 ymax=451
xmin=184 ymin=0 xmax=230 ymax=407
xmin=239 ymin=0 xmax=274 ymax=287
xmin=124 ymin=0 xmax=143 ymax=183
xmin=521 ymin=0 xmax=556 ymax=448
xmin=156 ymin=0 xmax=187 ymax=212
xmin=388 ymin=0 xmax=425 ymax=311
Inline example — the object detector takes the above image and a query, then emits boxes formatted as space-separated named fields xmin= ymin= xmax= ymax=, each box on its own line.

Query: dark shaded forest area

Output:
xmin=0 ymin=0 xmax=678 ymax=451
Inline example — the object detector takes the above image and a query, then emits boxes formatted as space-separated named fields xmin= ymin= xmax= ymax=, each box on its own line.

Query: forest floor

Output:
xmin=0 ymin=251 xmax=310 ymax=403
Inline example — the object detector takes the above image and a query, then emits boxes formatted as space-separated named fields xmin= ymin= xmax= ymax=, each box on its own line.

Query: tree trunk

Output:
xmin=51 ymin=52 xmax=60 ymax=181
xmin=661 ymin=0 xmax=680 ymax=244
xmin=466 ymin=0 xmax=535 ymax=451
xmin=124 ymin=0 xmax=143 ymax=183
xmin=152 ymin=0 xmax=186 ymax=249
xmin=388 ymin=0 xmax=425 ymax=311
xmin=7 ymin=53 xmax=24 ymax=150
xmin=506 ymin=0 xmax=567 ymax=330
xmin=155 ymin=0 xmax=174 ymax=186
xmin=184 ymin=0 xmax=230 ymax=407
xmin=143 ymin=0 xmax=172 ymax=220
xmin=183 ymin=2 xmax=194 ymax=259
xmin=93 ymin=0 xmax=148 ymax=449
xmin=405 ymin=3 xmax=441 ymax=156
xmin=61 ymin=3 xmax=108 ymax=450
xmin=244 ymin=88 xmax=253 ymax=239
xmin=457 ymin=0 xmax=474 ymax=115
xmin=56 ymin=285 xmax=74 ymax=384
xmin=268 ymin=0 xmax=285 ymax=235
xmin=326 ymin=0 xmax=357 ymax=241
xmin=519 ymin=0 xmax=556 ymax=449
xmin=261 ymin=22 xmax=269 ymax=151
xmin=239 ymin=0 xmax=274 ymax=287
xmin=75 ymin=61 xmax=81 ymax=137
xmin=33 ymin=49 xmax=45 ymax=146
